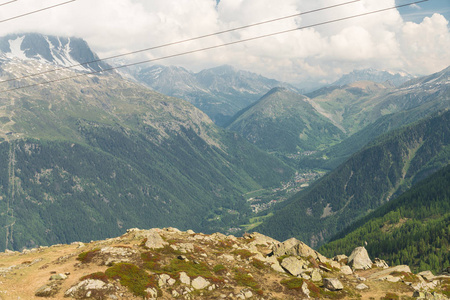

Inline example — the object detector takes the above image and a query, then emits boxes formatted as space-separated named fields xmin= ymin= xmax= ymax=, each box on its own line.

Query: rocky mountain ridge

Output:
xmin=128 ymin=64 xmax=299 ymax=125
xmin=0 ymin=228 xmax=448 ymax=299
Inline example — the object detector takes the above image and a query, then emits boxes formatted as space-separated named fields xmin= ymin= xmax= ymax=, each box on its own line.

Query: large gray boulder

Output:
xmin=273 ymin=238 xmax=328 ymax=262
xmin=348 ymin=247 xmax=372 ymax=270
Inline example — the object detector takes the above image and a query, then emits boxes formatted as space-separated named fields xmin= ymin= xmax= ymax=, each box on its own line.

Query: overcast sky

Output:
xmin=0 ymin=0 xmax=449 ymax=85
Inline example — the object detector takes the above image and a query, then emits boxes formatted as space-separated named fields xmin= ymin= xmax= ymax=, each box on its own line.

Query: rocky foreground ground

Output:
xmin=0 ymin=228 xmax=448 ymax=299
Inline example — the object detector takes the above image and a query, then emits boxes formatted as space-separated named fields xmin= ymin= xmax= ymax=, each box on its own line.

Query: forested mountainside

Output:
xmin=255 ymin=110 xmax=450 ymax=247
xmin=320 ymin=163 xmax=450 ymax=274
xmin=226 ymin=87 xmax=345 ymax=154
xmin=0 ymin=34 xmax=293 ymax=251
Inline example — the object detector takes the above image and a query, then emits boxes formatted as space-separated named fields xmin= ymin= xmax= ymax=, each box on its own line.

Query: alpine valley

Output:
xmin=0 ymin=33 xmax=449 ymax=300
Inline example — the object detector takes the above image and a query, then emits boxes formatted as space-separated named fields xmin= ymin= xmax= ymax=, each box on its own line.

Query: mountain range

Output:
xmin=126 ymin=64 xmax=298 ymax=126
xmin=0 ymin=33 xmax=293 ymax=251
xmin=0 ymin=31 xmax=448 ymax=282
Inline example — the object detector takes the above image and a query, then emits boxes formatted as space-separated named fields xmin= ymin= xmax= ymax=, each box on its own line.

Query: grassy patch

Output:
xmin=250 ymin=259 xmax=267 ymax=269
xmin=381 ymin=292 xmax=400 ymax=300
xmin=232 ymin=249 xmax=255 ymax=260
xmin=80 ymin=272 xmax=108 ymax=283
xmin=105 ymin=263 xmax=158 ymax=297
xmin=77 ymin=248 xmax=100 ymax=263
xmin=234 ymin=268 xmax=260 ymax=290
xmin=213 ymin=264 xmax=227 ymax=275
xmin=141 ymin=251 xmax=163 ymax=271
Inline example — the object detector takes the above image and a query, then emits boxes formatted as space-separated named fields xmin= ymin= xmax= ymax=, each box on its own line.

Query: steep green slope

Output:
xmin=255 ymin=110 xmax=450 ymax=247
xmin=319 ymin=164 xmax=450 ymax=274
xmin=226 ymin=88 xmax=346 ymax=154
xmin=0 ymin=60 xmax=293 ymax=251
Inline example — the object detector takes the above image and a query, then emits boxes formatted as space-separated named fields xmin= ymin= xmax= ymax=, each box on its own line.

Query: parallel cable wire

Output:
xmin=0 ymin=0 xmax=361 ymax=84
xmin=0 ymin=0 xmax=76 ymax=24
xmin=1 ymin=0 xmax=428 ymax=93
xmin=0 ymin=0 xmax=18 ymax=8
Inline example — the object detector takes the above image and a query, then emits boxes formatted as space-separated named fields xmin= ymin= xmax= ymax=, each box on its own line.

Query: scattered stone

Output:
xmin=158 ymin=274 xmax=171 ymax=287
xmin=186 ymin=230 xmax=195 ymax=234
xmin=356 ymin=283 xmax=369 ymax=290
xmin=348 ymin=247 xmax=372 ymax=270
xmin=145 ymin=287 xmax=158 ymax=299
xmin=49 ymin=273 xmax=67 ymax=280
xmin=271 ymin=262 xmax=286 ymax=273
xmin=281 ymin=256 xmax=306 ymax=276
xmin=340 ymin=265 xmax=353 ymax=275
xmin=180 ymin=272 xmax=191 ymax=285
xmin=191 ymin=276 xmax=210 ymax=290
xmin=323 ymin=278 xmax=344 ymax=291
xmin=311 ymin=269 xmax=322 ymax=282
xmin=319 ymin=265 xmax=332 ymax=272
xmin=418 ymin=270 xmax=436 ymax=281
xmin=333 ymin=255 xmax=348 ymax=262
xmin=302 ymin=281 xmax=310 ymax=298
xmin=373 ymin=258 xmax=389 ymax=268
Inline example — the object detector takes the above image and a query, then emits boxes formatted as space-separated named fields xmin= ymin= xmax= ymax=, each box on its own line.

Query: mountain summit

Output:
xmin=0 ymin=33 xmax=110 ymax=72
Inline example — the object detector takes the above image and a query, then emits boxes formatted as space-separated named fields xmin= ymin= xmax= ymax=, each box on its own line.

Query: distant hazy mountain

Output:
xmin=0 ymin=34 xmax=293 ymax=251
xmin=332 ymin=68 xmax=414 ymax=87
xmin=0 ymin=33 xmax=110 ymax=72
xmin=301 ymin=66 xmax=450 ymax=170
xmin=129 ymin=64 xmax=299 ymax=126
xmin=226 ymin=87 xmax=345 ymax=154
xmin=256 ymin=109 xmax=450 ymax=247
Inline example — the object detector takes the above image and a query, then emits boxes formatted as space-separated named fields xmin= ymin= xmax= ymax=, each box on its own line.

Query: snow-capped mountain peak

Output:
xmin=0 ymin=33 xmax=110 ymax=73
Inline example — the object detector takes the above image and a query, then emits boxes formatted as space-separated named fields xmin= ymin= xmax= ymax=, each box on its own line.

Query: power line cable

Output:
xmin=0 ymin=0 xmax=361 ymax=84
xmin=0 ymin=0 xmax=18 ymax=8
xmin=0 ymin=0 xmax=76 ymax=24
xmin=1 ymin=0 xmax=428 ymax=93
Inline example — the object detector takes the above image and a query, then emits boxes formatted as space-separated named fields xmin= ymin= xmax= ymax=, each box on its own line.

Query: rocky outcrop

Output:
xmin=2 ymin=228 xmax=449 ymax=300
xmin=64 ymin=279 xmax=115 ymax=298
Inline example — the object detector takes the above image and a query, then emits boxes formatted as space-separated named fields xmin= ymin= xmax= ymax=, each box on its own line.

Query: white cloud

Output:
xmin=0 ymin=0 xmax=448 ymax=84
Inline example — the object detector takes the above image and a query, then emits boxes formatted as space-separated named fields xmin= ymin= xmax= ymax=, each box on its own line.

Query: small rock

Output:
xmin=302 ymin=281 xmax=310 ymax=298
xmin=323 ymin=278 xmax=344 ymax=291
xmin=180 ymin=272 xmax=191 ymax=285
xmin=50 ymin=273 xmax=67 ymax=281
xmin=373 ymin=258 xmax=389 ymax=268
xmin=356 ymin=283 xmax=369 ymax=290
xmin=191 ymin=276 xmax=210 ymax=290
xmin=418 ymin=270 xmax=436 ymax=281
xmin=35 ymin=283 xmax=60 ymax=297
xmin=311 ymin=269 xmax=322 ymax=282
xmin=145 ymin=287 xmax=158 ymax=299
xmin=186 ymin=230 xmax=195 ymax=234
xmin=340 ymin=265 xmax=353 ymax=275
